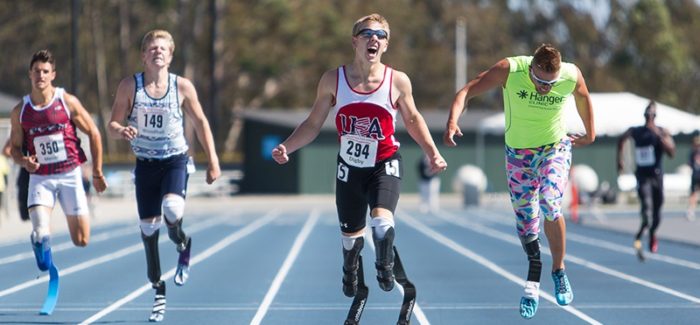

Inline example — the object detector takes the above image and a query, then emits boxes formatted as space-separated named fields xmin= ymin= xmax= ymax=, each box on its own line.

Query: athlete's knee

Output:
xmin=29 ymin=208 xmax=51 ymax=241
xmin=370 ymin=215 xmax=395 ymax=240
xmin=521 ymin=235 xmax=542 ymax=282
xmin=162 ymin=195 xmax=185 ymax=224
xmin=342 ymin=227 xmax=365 ymax=238
xmin=639 ymin=218 xmax=649 ymax=228
xmin=341 ymin=233 xmax=365 ymax=252
xmin=545 ymin=208 xmax=564 ymax=222
xmin=140 ymin=217 xmax=163 ymax=237
xmin=521 ymin=235 xmax=541 ymax=261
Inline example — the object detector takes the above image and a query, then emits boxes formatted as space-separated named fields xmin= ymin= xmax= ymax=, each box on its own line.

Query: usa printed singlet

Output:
xmin=128 ymin=72 xmax=188 ymax=159
xmin=334 ymin=65 xmax=399 ymax=168
xmin=20 ymin=87 xmax=86 ymax=175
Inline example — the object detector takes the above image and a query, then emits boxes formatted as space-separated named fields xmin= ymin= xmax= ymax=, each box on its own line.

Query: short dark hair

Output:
xmin=532 ymin=44 xmax=561 ymax=72
xmin=29 ymin=50 xmax=55 ymax=71
xmin=644 ymin=100 xmax=657 ymax=118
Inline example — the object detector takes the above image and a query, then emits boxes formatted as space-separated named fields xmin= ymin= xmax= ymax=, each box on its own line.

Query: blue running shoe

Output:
xmin=31 ymin=236 xmax=53 ymax=272
xmin=552 ymin=269 xmax=573 ymax=305
xmin=520 ymin=281 xmax=539 ymax=319
xmin=519 ymin=296 xmax=538 ymax=319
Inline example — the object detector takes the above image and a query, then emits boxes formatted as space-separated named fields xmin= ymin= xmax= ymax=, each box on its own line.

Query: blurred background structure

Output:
xmin=1 ymin=0 xmax=699 ymax=199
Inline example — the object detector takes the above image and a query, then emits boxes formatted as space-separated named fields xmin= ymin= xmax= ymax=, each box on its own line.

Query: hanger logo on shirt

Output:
xmin=338 ymin=114 xmax=385 ymax=140
xmin=517 ymin=90 xmax=565 ymax=110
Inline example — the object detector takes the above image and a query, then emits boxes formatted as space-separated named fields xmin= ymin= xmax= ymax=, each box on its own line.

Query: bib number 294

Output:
xmin=339 ymin=134 xmax=377 ymax=168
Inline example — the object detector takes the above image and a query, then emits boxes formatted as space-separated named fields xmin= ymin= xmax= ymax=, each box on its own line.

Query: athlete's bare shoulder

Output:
xmin=10 ymin=101 xmax=23 ymax=114
xmin=317 ymin=68 xmax=339 ymax=94
xmin=389 ymin=69 xmax=412 ymax=97
xmin=116 ymin=76 xmax=136 ymax=93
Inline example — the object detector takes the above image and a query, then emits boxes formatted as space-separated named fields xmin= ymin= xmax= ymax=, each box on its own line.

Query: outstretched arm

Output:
xmin=617 ymin=128 xmax=632 ymax=174
xmin=444 ymin=58 xmax=509 ymax=147
xmin=272 ymin=70 xmax=336 ymax=164
xmin=180 ymin=77 xmax=221 ymax=184
xmin=108 ymin=77 xmax=138 ymax=141
xmin=9 ymin=103 xmax=40 ymax=172
xmin=657 ymin=127 xmax=676 ymax=158
xmin=65 ymin=93 xmax=107 ymax=193
xmin=394 ymin=71 xmax=447 ymax=174
xmin=570 ymin=66 xmax=596 ymax=147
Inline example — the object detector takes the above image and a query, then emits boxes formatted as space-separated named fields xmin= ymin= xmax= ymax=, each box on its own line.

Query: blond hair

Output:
xmin=140 ymin=29 xmax=175 ymax=53
xmin=532 ymin=44 xmax=561 ymax=72
xmin=352 ymin=13 xmax=390 ymax=40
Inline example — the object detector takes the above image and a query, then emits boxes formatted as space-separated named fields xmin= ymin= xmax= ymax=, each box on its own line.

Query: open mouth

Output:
xmin=367 ymin=45 xmax=379 ymax=56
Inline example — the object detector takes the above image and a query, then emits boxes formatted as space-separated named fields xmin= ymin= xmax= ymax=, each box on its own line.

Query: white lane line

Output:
xmin=79 ymin=210 xmax=280 ymax=325
xmin=471 ymin=207 xmax=700 ymax=271
xmin=363 ymin=226 xmax=431 ymax=325
xmin=0 ymin=226 xmax=135 ymax=266
xmin=399 ymin=210 xmax=603 ymax=325
xmin=250 ymin=210 xmax=320 ymax=325
xmin=566 ymin=232 xmax=700 ymax=270
xmin=437 ymin=209 xmax=700 ymax=305
xmin=0 ymin=216 xmax=224 ymax=298
xmin=4 ymin=302 xmax=700 ymax=312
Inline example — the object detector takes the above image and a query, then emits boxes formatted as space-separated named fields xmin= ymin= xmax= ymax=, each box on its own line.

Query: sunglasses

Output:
xmin=355 ymin=28 xmax=388 ymax=40
xmin=529 ymin=68 xmax=559 ymax=87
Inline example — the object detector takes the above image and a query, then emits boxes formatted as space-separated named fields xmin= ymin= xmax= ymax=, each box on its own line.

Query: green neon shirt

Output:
xmin=503 ymin=56 xmax=578 ymax=148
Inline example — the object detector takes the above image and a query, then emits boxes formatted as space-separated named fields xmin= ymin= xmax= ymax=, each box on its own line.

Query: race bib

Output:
xmin=33 ymin=133 xmax=67 ymax=164
xmin=137 ymin=108 xmax=168 ymax=137
xmin=337 ymin=162 xmax=349 ymax=182
xmin=635 ymin=145 xmax=656 ymax=167
xmin=339 ymin=134 xmax=377 ymax=168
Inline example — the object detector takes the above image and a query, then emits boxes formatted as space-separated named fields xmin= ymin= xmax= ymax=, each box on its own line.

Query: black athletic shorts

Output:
xmin=134 ymin=153 xmax=189 ymax=219
xmin=335 ymin=151 xmax=402 ymax=233
xmin=692 ymin=173 xmax=700 ymax=193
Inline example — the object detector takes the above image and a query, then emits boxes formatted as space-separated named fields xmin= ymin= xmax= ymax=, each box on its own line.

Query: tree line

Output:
xmin=1 ymin=0 xmax=698 ymax=160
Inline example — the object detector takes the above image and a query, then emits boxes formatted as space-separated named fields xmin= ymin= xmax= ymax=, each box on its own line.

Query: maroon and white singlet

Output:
xmin=20 ymin=87 xmax=87 ymax=175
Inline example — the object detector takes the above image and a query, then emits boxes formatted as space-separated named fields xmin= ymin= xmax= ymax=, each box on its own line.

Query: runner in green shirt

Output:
xmin=443 ymin=44 xmax=595 ymax=319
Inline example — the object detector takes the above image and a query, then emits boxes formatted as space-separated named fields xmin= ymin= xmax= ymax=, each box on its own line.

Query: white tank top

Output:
xmin=128 ymin=72 xmax=188 ymax=159
xmin=334 ymin=65 xmax=399 ymax=167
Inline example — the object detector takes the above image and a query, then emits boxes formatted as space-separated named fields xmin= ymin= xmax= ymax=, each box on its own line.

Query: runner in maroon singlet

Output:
xmin=9 ymin=49 xmax=107 ymax=273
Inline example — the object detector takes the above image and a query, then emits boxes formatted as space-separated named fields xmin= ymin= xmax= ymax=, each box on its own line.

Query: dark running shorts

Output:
xmin=335 ymin=152 xmax=402 ymax=233
xmin=134 ymin=153 xmax=189 ymax=219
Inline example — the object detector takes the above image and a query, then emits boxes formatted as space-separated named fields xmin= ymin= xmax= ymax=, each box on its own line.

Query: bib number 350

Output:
xmin=33 ymin=133 xmax=67 ymax=164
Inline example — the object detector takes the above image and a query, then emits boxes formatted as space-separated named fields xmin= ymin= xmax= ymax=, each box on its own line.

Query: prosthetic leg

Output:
xmin=31 ymin=236 xmax=53 ymax=272
xmin=143 ymin=230 xmax=165 ymax=322
xmin=32 ymin=235 xmax=59 ymax=315
xmin=342 ymin=237 xmax=364 ymax=297
xmin=344 ymin=257 xmax=369 ymax=325
xmin=150 ymin=280 xmax=166 ymax=322
xmin=373 ymin=227 xmax=396 ymax=292
xmin=167 ymin=218 xmax=191 ymax=286
xmin=370 ymin=227 xmax=417 ymax=325
xmin=519 ymin=235 xmax=542 ymax=319
xmin=393 ymin=246 xmax=416 ymax=325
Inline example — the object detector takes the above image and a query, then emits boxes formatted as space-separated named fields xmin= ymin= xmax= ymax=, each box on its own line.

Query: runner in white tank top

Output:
xmin=108 ymin=30 xmax=221 ymax=322
xmin=271 ymin=13 xmax=447 ymax=324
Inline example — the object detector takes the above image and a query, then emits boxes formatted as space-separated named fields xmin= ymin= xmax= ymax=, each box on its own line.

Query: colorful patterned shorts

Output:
xmin=505 ymin=138 xmax=572 ymax=238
